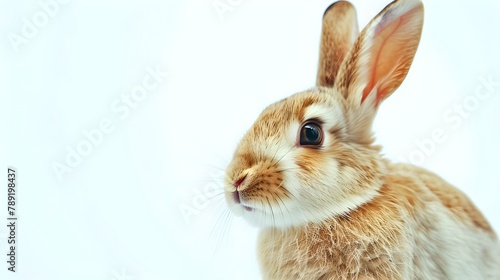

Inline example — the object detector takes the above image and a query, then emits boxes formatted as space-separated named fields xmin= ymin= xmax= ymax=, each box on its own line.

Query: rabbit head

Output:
xmin=224 ymin=0 xmax=424 ymax=228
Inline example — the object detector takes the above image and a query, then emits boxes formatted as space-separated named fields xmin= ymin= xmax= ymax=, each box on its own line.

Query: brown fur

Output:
xmin=258 ymin=162 xmax=495 ymax=279
xmin=396 ymin=164 xmax=494 ymax=234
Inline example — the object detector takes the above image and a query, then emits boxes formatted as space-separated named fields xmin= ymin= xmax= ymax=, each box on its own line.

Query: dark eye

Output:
xmin=299 ymin=122 xmax=323 ymax=146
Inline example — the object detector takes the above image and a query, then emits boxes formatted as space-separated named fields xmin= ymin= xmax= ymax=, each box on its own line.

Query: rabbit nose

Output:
xmin=232 ymin=174 xmax=247 ymax=204
xmin=234 ymin=174 xmax=247 ymax=188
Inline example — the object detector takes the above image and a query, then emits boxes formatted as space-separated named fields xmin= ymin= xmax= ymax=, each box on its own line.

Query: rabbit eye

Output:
xmin=299 ymin=122 xmax=323 ymax=146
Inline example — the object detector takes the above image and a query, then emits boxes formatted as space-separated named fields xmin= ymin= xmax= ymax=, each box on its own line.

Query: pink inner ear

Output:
xmin=361 ymin=6 xmax=422 ymax=104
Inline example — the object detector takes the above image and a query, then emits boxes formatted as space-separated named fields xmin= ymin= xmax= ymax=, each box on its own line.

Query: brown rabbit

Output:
xmin=223 ymin=0 xmax=500 ymax=278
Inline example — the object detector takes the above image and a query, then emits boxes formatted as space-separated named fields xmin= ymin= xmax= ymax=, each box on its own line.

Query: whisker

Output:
xmin=275 ymin=145 xmax=295 ymax=165
xmin=273 ymin=193 xmax=287 ymax=227
xmin=276 ymin=167 xmax=302 ymax=173
xmin=210 ymin=203 xmax=233 ymax=256
xmin=266 ymin=196 xmax=276 ymax=227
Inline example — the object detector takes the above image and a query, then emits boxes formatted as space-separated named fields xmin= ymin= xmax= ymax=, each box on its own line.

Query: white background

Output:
xmin=1 ymin=0 xmax=499 ymax=279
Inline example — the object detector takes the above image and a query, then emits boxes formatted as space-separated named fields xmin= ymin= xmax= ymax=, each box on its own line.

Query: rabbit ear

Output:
xmin=336 ymin=0 xmax=424 ymax=106
xmin=316 ymin=1 xmax=359 ymax=87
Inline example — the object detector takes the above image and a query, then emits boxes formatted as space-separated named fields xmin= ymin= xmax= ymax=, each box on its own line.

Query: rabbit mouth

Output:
xmin=231 ymin=191 xmax=254 ymax=212
xmin=232 ymin=191 xmax=241 ymax=204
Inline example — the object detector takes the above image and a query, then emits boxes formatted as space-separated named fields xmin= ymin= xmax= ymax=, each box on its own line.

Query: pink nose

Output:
xmin=234 ymin=174 xmax=247 ymax=188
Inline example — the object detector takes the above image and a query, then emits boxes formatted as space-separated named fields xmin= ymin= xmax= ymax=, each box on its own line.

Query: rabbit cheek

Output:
xmin=295 ymin=149 xmax=325 ymax=174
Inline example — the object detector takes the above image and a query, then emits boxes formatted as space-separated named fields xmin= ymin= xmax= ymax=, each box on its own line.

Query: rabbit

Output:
xmin=223 ymin=0 xmax=500 ymax=279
